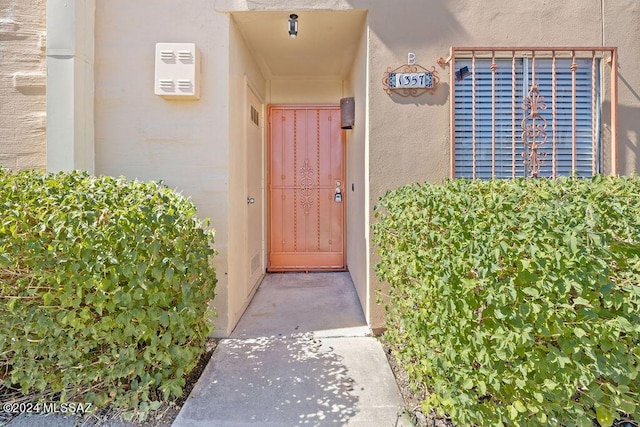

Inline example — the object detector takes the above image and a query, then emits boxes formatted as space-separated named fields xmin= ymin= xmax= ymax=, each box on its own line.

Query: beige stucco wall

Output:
xmin=0 ymin=0 xmax=46 ymax=170
xmin=94 ymin=1 xmax=233 ymax=335
xmin=269 ymin=80 xmax=343 ymax=104
xmin=345 ymin=21 xmax=369 ymax=321
xmin=604 ymin=0 xmax=640 ymax=174
xmin=359 ymin=0 xmax=640 ymax=331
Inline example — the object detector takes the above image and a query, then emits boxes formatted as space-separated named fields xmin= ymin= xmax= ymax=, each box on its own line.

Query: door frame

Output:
xmin=266 ymin=104 xmax=347 ymax=272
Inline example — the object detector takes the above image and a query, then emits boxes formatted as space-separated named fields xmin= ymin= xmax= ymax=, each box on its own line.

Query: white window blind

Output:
xmin=454 ymin=57 xmax=600 ymax=178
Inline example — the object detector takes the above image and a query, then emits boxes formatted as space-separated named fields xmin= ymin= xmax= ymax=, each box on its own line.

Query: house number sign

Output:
xmin=382 ymin=52 xmax=440 ymax=97
xmin=389 ymin=72 xmax=434 ymax=89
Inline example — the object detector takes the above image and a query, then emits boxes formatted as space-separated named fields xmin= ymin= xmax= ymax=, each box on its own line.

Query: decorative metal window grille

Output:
xmin=445 ymin=48 xmax=618 ymax=179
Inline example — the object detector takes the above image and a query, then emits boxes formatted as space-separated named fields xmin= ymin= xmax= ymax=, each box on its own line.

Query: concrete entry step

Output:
xmin=172 ymin=272 xmax=409 ymax=427
xmin=231 ymin=272 xmax=371 ymax=339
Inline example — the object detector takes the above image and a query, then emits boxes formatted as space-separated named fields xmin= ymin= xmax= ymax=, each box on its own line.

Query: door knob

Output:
xmin=247 ymin=197 xmax=255 ymax=204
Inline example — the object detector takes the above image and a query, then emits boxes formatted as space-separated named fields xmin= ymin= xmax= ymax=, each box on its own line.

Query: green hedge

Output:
xmin=0 ymin=169 xmax=217 ymax=419
xmin=373 ymin=176 xmax=640 ymax=426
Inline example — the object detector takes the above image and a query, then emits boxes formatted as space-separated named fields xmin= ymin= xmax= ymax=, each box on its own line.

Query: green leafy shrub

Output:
xmin=373 ymin=176 xmax=640 ymax=426
xmin=0 ymin=169 xmax=217 ymax=419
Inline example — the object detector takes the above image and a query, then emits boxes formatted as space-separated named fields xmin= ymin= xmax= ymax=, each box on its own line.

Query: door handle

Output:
xmin=334 ymin=186 xmax=342 ymax=203
xmin=247 ymin=197 xmax=255 ymax=204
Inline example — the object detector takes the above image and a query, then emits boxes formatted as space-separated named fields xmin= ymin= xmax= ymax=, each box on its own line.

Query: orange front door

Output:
xmin=268 ymin=105 xmax=345 ymax=271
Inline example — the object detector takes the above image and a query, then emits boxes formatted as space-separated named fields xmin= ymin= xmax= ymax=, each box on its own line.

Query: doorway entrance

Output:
xmin=267 ymin=105 xmax=345 ymax=271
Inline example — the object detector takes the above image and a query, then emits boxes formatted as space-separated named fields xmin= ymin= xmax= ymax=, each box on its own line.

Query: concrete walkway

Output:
xmin=172 ymin=272 xmax=410 ymax=427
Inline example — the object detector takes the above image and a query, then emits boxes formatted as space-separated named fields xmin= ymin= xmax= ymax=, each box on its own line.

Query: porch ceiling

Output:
xmin=231 ymin=10 xmax=367 ymax=79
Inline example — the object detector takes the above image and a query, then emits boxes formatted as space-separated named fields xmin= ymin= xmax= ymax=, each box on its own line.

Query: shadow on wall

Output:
xmin=618 ymin=73 xmax=640 ymax=173
xmin=601 ymin=72 xmax=640 ymax=174
xmin=347 ymin=0 xmax=467 ymax=48
xmin=182 ymin=333 xmax=359 ymax=425
xmin=347 ymin=1 xmax=465 ymax=107
xmin=614 ymin=103 xmax=640 ymax=174
xmin=387 ymin=82 xmax=450 ymax=107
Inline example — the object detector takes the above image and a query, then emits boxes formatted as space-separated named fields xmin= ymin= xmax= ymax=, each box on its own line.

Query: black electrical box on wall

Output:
xmin=340 ymin=97 xmax=354 ymax=129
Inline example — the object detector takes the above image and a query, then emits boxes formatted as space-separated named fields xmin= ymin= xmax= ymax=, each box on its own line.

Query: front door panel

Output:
xmin=268 ymin=106 xmax=345 ymax=271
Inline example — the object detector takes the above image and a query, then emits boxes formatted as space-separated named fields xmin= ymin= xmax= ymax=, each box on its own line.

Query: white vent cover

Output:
xmin=177 ymin=51 xmax=193 ymax=62
xmin=159 ymin=50 xmax=175 ymax=61
xmin=154 ymin=43 xmax=200 ymax=100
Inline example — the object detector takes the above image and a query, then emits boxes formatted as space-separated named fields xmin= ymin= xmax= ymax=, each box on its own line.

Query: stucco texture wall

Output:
xmin=345 ymin=22 xmax=369 ymax=321
xmin=269 ymin=80 xmax=343 ymax=104
xmin=0 ymin=0 xmax=46 ymax=170
xmin=605 ymin=0 xmax=640 ymax=174
xmin=355 ymin=0 xmax=640 ymax=331
xmin=94 ymin=1 xmax=233 ymax=335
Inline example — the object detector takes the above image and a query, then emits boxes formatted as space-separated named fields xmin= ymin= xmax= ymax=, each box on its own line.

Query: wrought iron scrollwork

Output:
xmin=299 ymin=159 xmax=314 ymax=214
xmin=521 ymin=83 xmax=548 ymax=178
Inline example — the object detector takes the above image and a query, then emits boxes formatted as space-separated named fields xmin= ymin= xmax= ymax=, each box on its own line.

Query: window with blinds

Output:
xmin=454 ymin=57 xmax=601 ymax=179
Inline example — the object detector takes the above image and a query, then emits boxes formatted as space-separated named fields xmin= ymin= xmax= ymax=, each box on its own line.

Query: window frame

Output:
xmin=445 ymin=47 xmax=619 ymax=178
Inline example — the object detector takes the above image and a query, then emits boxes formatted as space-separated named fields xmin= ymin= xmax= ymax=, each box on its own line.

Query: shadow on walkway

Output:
xmin=172 ymin=272 xmax=407 ymax=427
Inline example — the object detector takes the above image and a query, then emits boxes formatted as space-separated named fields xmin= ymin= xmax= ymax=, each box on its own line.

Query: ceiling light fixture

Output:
xmin=288 ymin=14 xmax=298 ymax=38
